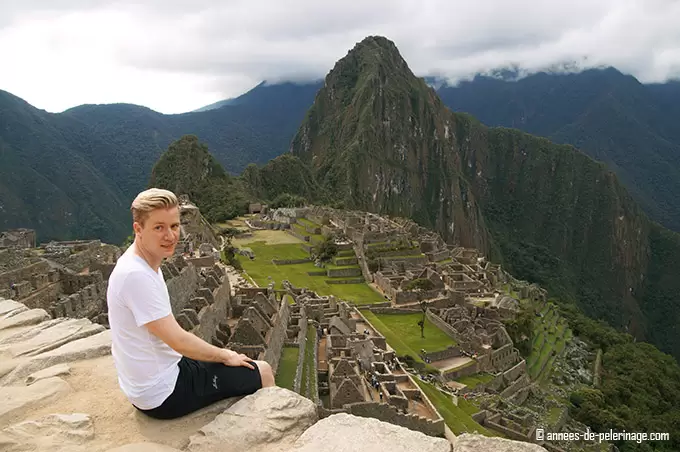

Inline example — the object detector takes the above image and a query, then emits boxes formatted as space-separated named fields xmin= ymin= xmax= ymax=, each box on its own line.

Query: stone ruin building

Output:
xmin=241 ymin=205 xmax=568 ymax=448
xmin=0 ymin=228 xmax=36 ymax=248
xmin=277 ymin=286 xmax=446 ymax=438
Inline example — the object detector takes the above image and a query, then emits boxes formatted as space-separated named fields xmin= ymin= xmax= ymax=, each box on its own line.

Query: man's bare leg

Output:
xmin=254 ymin=360 xmax=276 ymax=387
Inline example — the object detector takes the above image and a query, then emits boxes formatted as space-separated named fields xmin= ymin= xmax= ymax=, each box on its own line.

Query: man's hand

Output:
xmin=145 ymin=315 xmax=254 ymax=367
xmin=220 ymin=349 xmax=255 ymax=370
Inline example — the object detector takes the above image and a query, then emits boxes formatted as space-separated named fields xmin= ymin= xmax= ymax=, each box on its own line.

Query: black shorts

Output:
xmin=135 ymin=356 xmax=263 ymax=419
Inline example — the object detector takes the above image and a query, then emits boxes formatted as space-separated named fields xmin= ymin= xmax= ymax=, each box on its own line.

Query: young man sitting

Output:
xmin=107 ymin=188 xmax=275 ymax=419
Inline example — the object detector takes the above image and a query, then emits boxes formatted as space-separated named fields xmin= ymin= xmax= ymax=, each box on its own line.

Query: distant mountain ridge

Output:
xmin=437 ymin=68 xmax=680 ymax=232
xmin=0 ymin=81 xmax=320 ymax=244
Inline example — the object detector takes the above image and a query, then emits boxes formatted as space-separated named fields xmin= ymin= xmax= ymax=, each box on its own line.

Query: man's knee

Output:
xmin=254 ymin=360 xmax=275 ymax=387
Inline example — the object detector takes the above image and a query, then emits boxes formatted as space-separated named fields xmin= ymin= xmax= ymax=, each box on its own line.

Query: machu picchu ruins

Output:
xmin=0 ymin=198 xmax=609 ymax=451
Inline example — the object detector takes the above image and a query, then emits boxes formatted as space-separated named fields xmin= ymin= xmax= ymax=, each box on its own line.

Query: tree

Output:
xmin=418 ymin=300 xmax=427 ymax=339
xmin=313 ymin=234 xmax=338 ymax=263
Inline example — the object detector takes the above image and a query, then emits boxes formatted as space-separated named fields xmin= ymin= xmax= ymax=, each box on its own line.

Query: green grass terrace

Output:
xmin=361 ymin=311 xmax=456 ymax=369
xmin=236 ymin=240 xmax=385 ymax=305
xmin=275 ymin=346 xmax=299 ymax=390
xmin=527 ymin=303 xmax=573 ymax=382
xmin=414 ymin=379 xmax=501 ymax=437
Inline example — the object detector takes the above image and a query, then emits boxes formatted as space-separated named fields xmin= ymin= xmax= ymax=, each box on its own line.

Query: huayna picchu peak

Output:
xmin=290 ymin=36 xmax=679 ymax=364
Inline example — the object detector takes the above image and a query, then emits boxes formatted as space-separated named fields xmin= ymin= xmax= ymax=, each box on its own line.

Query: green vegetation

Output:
xmin=525 ymin=303 xmax=572 ymax=381
xmin=413 ymin=379 xmax=499 ymax=437
xmin=275 ymin=346 xmax=299 ymax=390
xmin=404 ymin=278 xmax=435 ymax=291
xmin=437 ymin=68 xmax=680 ymax=234
xmin=456 ymin=373 xmax=495 ymax=389
xmin=312 ymin=234 xmax=338 ymax=263
xmin=362 ymin=311 xmax=455 ymax=367
xmin=236 ymin=240 xmax=384 ymax=304
xmin=557 ymin=301 xmax=680 ymax=452
xmin=270 ymin=193 xmax=307 ymax=208
xmin=300 ymin=325 xmax=317 ymax=398
xmin=150 ymin=135 xmax=249 ymax=222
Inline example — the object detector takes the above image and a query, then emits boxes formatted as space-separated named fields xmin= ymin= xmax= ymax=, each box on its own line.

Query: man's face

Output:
xmin=134 ymin=207 xmax=181 ymax=258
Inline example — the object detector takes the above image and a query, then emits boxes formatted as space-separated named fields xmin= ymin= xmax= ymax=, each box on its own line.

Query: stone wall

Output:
xmin=236 ymin=287 xmax=269 ymax=298
xmin=263 ymin=299 xmax=291 ymax=373
xmin=327 ymin=267 xmax=362 ymax=278
xmin=490 ymin=343 xmax=518 ymax=372
xmin=20 ymin=280 xmax=61 ymax=311
xmin=394 ymin=289 xmax=444 ymax=304
xmin=166 ymin=265 xmax=200 ymax=313
xmin=272 ymin=258 xmax=312 ymax=265
xmin=500 ymin=374 xmax=530 ymax=399
xmin=89 ymin=262 xmax=116 ymax=280
xmin=192 ymin=270 xmax=231 ymax=343
xmin=333 ymin=257 xmax=358 ymax=266
xmin=46 ymin=243 xmax=121 ymax=274
xmin=346 ymin=402 xmax=445 ymax=437
xmin=287 ymin=229 xmax=311 ymax=243
xmin=503 ymin=360 xmax=526 ymax=384
xmin=186 ymin=256 xmax=215 ymax=268
xmin=428 ymin=250 xmax=450 ymax=262
xmin=369 ymin=307 xmax=421 ymax=315
xmin=442 ymin=361 xmax=480 ymax=380
xmin=0 ymin=260 xmax=51 ymax=288
xmin=326 ymin=278 xmax=364 ymax=284
xmin=0 ymin=228 xmax=36 ymax=248
xmin=293 ymin=319 xmax=309 ymax=394
xmin=426 ymin=309 xmax=462 ymax=342
xmin=485 ymin=415 xmax=533 ymax=443
xmin=424 ymin=346 xmax=461 ymax=362
xmin=49 ymin=279 xmax=107 ymax=320
xmin=381 ymin=255 xmax=429 ymax=266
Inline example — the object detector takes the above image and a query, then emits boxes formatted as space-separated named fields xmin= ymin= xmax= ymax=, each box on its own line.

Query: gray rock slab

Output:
xmin=0 ymin=377 xmax=72 ymax=425
xmin=0 ymin=309 xmax=50 ymax=331
xmin=1 ymin=330 xmax=111 ymax=385
xmin=187 ymin=386 xmax=318 ymax=452
xmin=453 ymin=433 xmax=548 ymax=451
xmin=0 ymin=413 xmax=93 ymax=452
xmin=0 ymin=318 xmax=105 ymax=358
xmin=288 ymin=413 xmax=452 ymax=452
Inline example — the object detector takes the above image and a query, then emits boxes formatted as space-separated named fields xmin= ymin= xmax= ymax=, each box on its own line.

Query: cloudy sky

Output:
xmin=1 ymin=0 xmax=679 ymax=114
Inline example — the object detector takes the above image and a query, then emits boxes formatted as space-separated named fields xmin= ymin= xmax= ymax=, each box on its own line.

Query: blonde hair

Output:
xmin=131 ymin=188 xmax=179 ymax=225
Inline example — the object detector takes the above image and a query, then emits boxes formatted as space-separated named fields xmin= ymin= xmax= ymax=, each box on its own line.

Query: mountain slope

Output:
xmin=436 ymin=69 xmax=680 ymax=232
xmin=0 ymin=90 xmax=130 ymax=243
xmin=289 ymin=36 xmax=680 ymax=361
xmin=0 ymin=80 xmax=321 ymax=243
xmin=148 ymin=135 xmax=249 ymax=222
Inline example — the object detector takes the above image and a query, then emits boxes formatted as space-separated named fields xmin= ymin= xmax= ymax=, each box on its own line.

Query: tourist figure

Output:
xmin=107 ymin=188 xmax=275 ymax=420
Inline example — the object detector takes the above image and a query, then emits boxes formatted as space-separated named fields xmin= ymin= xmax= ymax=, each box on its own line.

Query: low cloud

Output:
xmin=1 ymin=0 xmax=678 ymax=113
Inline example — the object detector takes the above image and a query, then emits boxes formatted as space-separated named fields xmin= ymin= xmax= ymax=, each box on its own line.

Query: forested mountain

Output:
xmin=0 ymin=82 xmax=319 ymax=244
xmin=284 ymin=36 xmax=680 ymax=364
xmin=437 ymin=68 xmax=680 ymax=232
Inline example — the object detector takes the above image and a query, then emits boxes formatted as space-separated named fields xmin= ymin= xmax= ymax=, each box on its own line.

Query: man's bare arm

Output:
xmin=145 ymin=314 xmax=254 ymax=369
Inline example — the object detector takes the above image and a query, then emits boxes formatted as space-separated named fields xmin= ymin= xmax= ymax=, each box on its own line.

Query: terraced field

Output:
xmin=526 ymin=303 xmax=573 ymax=381
xmin=234 ymin=225 xmax=385 ymax=305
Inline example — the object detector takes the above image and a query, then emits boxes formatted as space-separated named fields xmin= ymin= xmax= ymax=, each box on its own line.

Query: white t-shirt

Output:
xmin=106 ymin=245 xmax=182 ymax=410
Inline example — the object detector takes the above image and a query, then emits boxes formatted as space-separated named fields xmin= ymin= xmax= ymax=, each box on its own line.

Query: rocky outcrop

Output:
xmin=288 ymin=412 xmax=451 ymax=452
xmin=453 ymin=434 xmax=547 ymax=452
xmin=187 ymin=387 xmax=318 ymax=452
xmin=0 ymin=413 xmax=93 ymax=452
